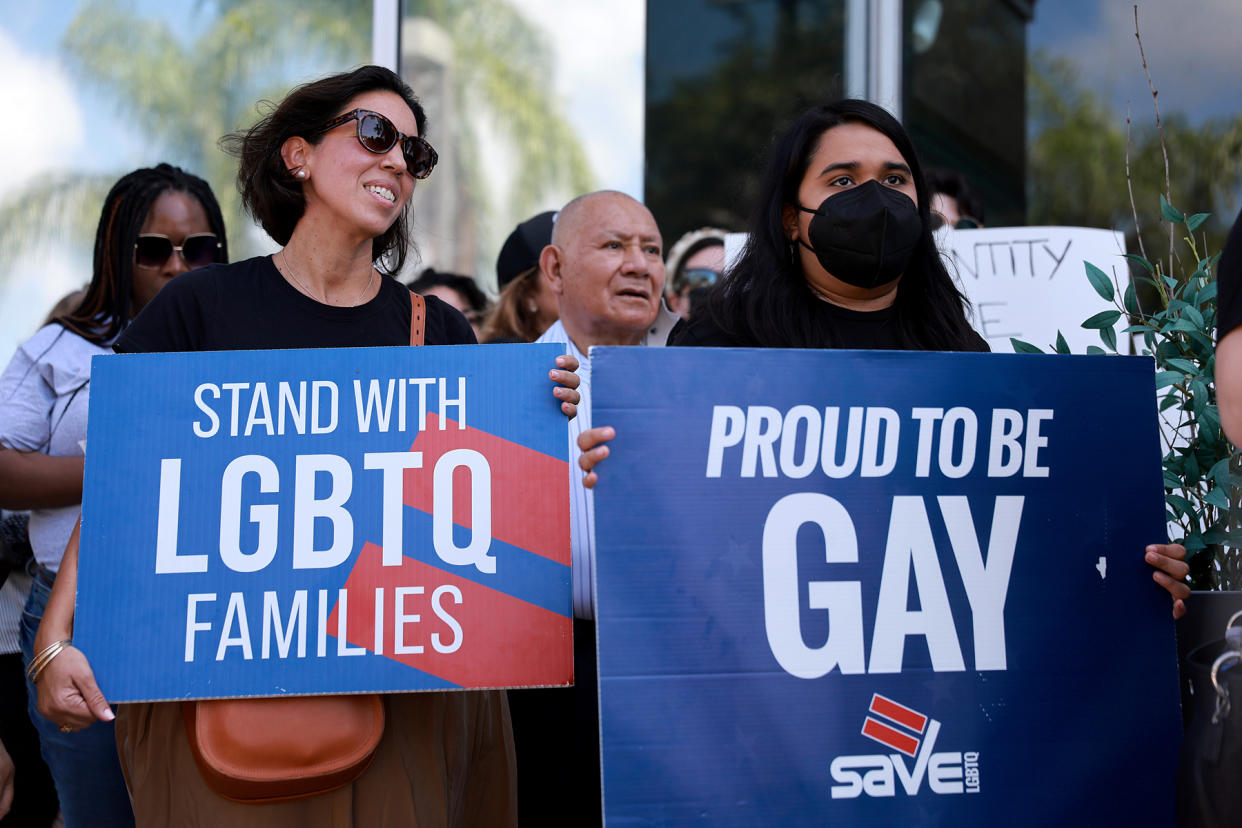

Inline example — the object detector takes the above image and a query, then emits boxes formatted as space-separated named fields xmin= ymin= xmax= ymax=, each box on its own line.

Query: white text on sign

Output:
xmin=154 ymin=450 xmax=494 ymax=575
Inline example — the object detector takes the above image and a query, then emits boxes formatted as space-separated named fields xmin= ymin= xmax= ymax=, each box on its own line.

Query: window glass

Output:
xmin=398 ymin=0 xmax=644 ymax=283
xmin=645 ymin=0 xmax=847 ymax=244
xmin=0 ymin=0 xmax=371 ymax=362
xmin=1026 ymin=0 xmax=1242 ymax=256
xmin=902 ymin=0 xmax=1029 ymax=226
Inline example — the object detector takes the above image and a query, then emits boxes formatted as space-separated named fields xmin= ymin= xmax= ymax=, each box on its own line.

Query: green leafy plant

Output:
xmin=1011 ymin=8 xmax=1241 ymax=591
xmin=1011 ymin=200 xmax=1241 ymax=589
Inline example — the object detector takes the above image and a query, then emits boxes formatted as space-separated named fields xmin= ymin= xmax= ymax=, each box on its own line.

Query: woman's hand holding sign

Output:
xmin=37 ymin=644 xmax=113 ymax=732
xmin=32 ymin=521 xmax=114 ymax=733
xmin=1146 ymin=543 xmax=1190 ymax=619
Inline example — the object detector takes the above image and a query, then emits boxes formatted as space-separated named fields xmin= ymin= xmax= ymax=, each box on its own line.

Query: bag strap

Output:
xmin=409 ymin=292 xmax=425 ymax=347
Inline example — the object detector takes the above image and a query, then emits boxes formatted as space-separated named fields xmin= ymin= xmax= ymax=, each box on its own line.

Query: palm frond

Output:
xmin=0 ymin=173 xmax=117 ymax=284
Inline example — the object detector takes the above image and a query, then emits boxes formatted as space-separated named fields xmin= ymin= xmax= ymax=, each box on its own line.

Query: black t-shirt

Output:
xmin=1217 ymin=207 xmax=1242 ymax=341
xmin=115 ymin=255 xmax=476 ymax=353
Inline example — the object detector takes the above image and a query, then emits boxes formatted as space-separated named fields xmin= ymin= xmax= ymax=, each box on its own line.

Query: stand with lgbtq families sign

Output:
xmin=593 ymin=348 xmax=1180 ymax=827
xmin=76 ymin=344 xmax=571 ymax=701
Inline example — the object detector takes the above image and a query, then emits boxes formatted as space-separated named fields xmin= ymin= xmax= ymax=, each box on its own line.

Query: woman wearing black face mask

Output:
xmin=576 ymin=99 xmax=1189 ymax=621
xmin=669 ymin=99 xmax=987 ymax=351
xmin=573 ymin=101 xmax=985 ymax=486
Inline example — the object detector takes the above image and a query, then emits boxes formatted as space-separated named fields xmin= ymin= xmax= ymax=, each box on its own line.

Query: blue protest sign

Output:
xmin=592 ymin=348 xmax=1179 ymax=827
xmin=77 ymin=344 xmax=571 ymax=701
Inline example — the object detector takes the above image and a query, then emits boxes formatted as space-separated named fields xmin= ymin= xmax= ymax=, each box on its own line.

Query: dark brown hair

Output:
xmin=223 ymin=65 xmax=426 ymax=276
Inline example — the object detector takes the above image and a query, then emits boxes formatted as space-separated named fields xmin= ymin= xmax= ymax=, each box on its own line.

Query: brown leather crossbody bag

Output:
xmin=180 ymin=292 xmax=426 ymax=803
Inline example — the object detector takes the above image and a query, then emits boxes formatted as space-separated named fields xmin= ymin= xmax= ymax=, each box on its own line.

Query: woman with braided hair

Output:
xmin=0 ymin=163 xmax=227 ymax=827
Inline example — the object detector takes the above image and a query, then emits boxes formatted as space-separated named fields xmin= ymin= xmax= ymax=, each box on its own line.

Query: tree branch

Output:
xmin=1134 ymin=5 xmax=1174 ymax=272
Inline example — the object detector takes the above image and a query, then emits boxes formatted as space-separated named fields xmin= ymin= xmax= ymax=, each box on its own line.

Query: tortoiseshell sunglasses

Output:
xmin=315 ymin=108 xmax=438 ymax=179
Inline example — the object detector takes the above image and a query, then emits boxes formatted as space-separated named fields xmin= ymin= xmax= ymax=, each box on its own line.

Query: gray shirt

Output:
xmin=0 ymin=569 xmax=31 ymax=654
xmin=0 ymin=324 xmax=107 ymax=570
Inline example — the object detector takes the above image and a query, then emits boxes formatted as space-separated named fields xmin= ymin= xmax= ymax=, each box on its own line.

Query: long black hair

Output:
xmin=223 ymin=65 xmax=426 ymax=276
xmin=56 ymin=163 xmax=227 ymax=345
xmin=706 ymin=100 xmax=983 ymax=351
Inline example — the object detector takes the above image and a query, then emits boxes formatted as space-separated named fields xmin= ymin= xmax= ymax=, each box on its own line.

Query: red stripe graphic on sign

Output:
xmin=402 ymin=414 xmax=569 ymax=566
xmin=861 ymin=718 xmax=920 ymax=758
xmin=328 ymin=543 xmax=573 ymax=688
xmin=868 ymin=693 xmax=928 ymax=733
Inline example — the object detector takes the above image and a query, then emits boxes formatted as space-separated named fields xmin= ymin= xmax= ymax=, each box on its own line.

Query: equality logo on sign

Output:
xmin=830 ymin=694 xmax=981 ymax=799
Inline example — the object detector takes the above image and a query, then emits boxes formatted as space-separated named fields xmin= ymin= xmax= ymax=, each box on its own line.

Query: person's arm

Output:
xmin=1216 ymin=328 xmax=1242 ymax=446
xmin=0 ymin=448 xmax=84 ymax=509
xmin=0 ymin=736 xmax=12 ymax=819
xmin=0 ymin=331 xmax=83 ymax=509
xmin=1146 ymin=543 xmax=1190 ymax=619
xmin=33 ymin=520 xmax=113 ymax=729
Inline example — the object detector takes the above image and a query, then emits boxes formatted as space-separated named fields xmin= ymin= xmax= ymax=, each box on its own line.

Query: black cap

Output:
xmin=496 ymin=211 xmax=556 ymax=289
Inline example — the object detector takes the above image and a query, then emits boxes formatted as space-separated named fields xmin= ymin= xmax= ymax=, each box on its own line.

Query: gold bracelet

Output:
xmin=27 ymin=639 xmax=70 ymax=684
xmin=25 ymin=640 xmax=63 ymax=681
xmin=26 ymin=639 xmax=72 ymax=684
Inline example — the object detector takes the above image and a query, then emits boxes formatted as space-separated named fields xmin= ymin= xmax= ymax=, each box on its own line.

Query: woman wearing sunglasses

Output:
xmin=0 ymin=162 xmax=227 ymax=828
xmin=663 ymin=226 xmax=728 ymax=321
xmin=31 ymin=65 xmax=577 ymax=826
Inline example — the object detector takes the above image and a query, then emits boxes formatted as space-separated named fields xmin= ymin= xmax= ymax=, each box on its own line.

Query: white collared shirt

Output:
xmin=536 ymin=304 xmax=677 ymax=619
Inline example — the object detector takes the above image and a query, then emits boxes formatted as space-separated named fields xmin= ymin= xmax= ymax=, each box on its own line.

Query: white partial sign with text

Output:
xmin=938 ymin=226 xmax=1128 ymax=353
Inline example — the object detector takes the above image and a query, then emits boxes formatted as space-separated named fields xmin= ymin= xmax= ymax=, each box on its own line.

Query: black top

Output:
xmin=1218 ymin=208 xmax=1242 ymax=341
xmin=115 ymin=255 xmax=475 ymax=353
xmin=671 ymin=300 xmax=990 ymax=351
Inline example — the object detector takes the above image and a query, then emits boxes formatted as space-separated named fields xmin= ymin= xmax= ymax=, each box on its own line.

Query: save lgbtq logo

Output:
xmin=830 ymin=694 xmax=981 ymax=799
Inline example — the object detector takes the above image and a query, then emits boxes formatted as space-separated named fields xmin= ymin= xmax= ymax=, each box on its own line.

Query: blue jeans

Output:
xmin=20 ymin=565 xmax=135 ymax=828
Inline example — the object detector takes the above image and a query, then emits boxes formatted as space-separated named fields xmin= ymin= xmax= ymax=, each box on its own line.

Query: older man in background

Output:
xmin=510 ymin=190 xmax=676 ymax=826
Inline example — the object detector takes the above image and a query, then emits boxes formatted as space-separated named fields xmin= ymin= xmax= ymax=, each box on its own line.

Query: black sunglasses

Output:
xmin=134 ymin=233 xmax=220 ymax=269
xmin=315 ymin=108 xmax=438 ymax=179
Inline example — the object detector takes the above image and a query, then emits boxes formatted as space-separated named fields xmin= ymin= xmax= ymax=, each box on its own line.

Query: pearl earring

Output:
xmin=296 ymin=169 xmax=307 ymax=180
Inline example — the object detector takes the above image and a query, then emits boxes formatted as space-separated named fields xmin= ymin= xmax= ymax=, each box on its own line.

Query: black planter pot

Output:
xmin=1177 ymin=591 xmax=1242 ymax=727
xmin=1175 ymin=591 xmax=1242 ymax=827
